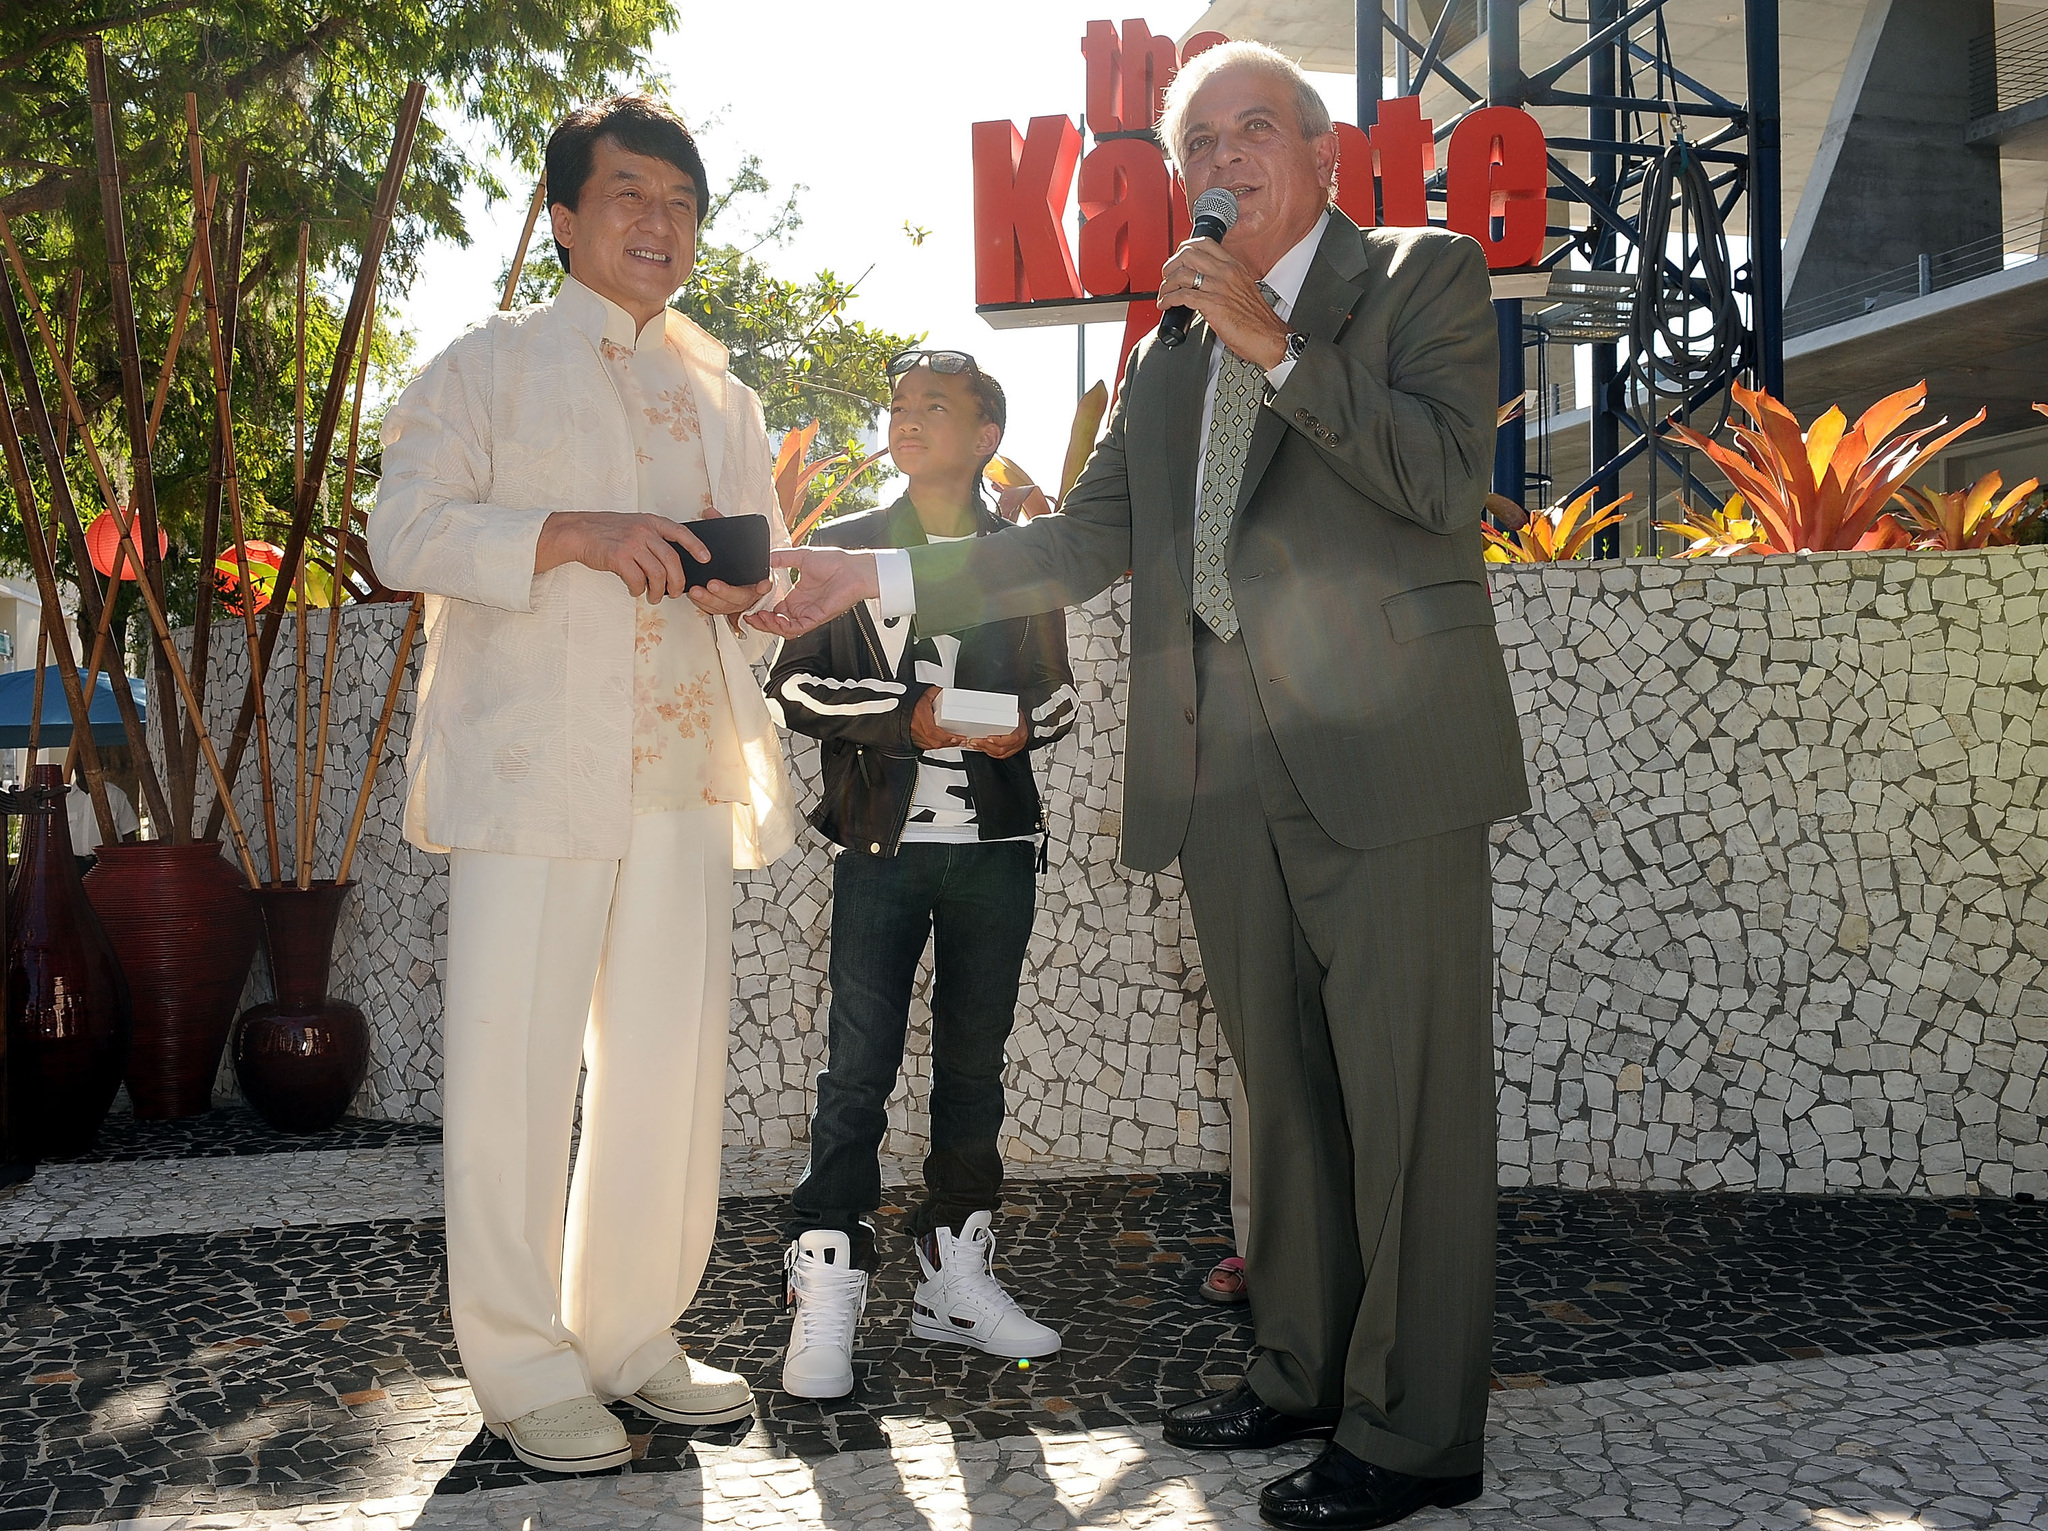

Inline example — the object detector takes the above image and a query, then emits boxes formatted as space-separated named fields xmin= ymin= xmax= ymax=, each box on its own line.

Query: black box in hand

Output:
xmin=668 ymin=513 xmax=771 ymax=590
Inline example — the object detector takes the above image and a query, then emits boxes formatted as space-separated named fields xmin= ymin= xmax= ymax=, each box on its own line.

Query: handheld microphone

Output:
xmin=1159 ymin=188 xmax=1240 ymax=349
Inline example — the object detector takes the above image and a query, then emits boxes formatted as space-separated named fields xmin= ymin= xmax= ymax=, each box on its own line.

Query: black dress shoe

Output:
xmin=1161 ymin=1382 xmax=1335 ymax=1450
xmin=1259 ymin=1442 xmax=1482 ymax=1529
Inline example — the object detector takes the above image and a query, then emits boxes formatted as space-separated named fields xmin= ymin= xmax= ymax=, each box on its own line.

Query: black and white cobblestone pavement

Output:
xmin=3 ymin=1107 xmax=2046 ymax=1529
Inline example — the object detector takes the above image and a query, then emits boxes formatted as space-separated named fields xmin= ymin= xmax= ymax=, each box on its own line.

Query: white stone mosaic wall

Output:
xmin=1493 ymin=548 xmax=2048 ymax=1199
xmin=185 ymin=547 xmax=2048 ymax=1197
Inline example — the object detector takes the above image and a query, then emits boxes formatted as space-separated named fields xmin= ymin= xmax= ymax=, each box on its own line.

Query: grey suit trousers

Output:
xmin=1179 ymin=626 xmax=1497 ymax=1478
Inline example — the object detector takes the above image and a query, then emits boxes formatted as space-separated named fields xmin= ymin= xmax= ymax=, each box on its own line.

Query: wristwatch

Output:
xmin=1283 ymin=332 xmax=1310 ymax=363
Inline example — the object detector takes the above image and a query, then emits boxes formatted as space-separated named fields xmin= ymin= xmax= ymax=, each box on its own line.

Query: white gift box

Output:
xmin=935 ymin=687 xmax=1020 ymax=739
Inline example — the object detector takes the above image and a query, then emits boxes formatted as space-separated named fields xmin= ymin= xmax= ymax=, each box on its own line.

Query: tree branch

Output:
xmin=0 ymin=171 xmax=83 ymax=218
xmin=0 ymin=0 xmax=207 ymax=73
xmin=215 ymin=14 xmax=355 ymax=105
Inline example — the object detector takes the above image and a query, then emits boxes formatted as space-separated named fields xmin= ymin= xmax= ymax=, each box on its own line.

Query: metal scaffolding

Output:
xmin=1355 ymin=0 xmax=1784 ymax=548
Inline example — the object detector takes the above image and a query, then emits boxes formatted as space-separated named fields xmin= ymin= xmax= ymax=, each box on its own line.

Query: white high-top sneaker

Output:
xmin=909 ymin=1210 xmax=1061 ymax=1358
xmin=782 ymin=1229 xmax=870 ymax=1399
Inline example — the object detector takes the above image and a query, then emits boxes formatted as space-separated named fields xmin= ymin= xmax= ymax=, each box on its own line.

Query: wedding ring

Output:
xmin=1192 ymin=272 xmax=1205 ymax=290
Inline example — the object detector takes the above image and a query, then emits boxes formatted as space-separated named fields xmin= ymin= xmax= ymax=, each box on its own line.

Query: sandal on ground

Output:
xmin=1200 ymin=1255 xmax=1249 ymax=1304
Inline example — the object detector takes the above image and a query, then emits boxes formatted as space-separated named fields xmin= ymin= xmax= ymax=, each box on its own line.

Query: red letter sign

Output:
xmin=1077 ymin=138 xmax=1173 ymax=296
xmin=1083 ymin=20 xmax=1122 ymax=133
xmin=1369 ymin=95 xmax=1435 ymax=228
xmin=972 ymin=116 xmax=1084 ymax=305
xmin=1332 ymin=122 xmax=1376 ymax=229
xmin=1118 ymin=18 xmax=1179 ymax=132
xmin=1446 ymin=106 xmax=1547 ymax=268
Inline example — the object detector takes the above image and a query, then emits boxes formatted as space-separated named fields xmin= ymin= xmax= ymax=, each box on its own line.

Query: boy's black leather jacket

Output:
xmin=767 ymin=495 xmax=1076 ymax=857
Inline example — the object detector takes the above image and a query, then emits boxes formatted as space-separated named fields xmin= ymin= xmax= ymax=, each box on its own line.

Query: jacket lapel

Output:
xmin=1234 ymin=213 xmax=1372 ymax=516
xmin=1163 ymin=326 xmax=1214 ymax=597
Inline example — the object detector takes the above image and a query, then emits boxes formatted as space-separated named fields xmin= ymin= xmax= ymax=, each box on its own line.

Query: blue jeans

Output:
xmin=791 ymin=840 xmax=1037 ymax=1264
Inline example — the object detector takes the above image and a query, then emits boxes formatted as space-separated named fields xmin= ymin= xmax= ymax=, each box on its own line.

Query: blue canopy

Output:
xmin=0 ymin=664 xmax=148 ymax=748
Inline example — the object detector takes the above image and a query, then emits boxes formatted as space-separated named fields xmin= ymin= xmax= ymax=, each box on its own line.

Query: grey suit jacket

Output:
xmin=908 ymin=213 xmax=1532 ymax=872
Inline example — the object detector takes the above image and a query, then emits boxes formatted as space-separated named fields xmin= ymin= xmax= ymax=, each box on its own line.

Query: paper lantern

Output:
xmin=214 ymin=541 xmax=285 ymax=615
xmin=84 ymin=511 xmax=169 ymax=581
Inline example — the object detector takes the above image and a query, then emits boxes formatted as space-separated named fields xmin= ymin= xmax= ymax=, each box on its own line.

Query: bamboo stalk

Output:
xmin=186 ymin=163 xmax=248 ymax=815
xmin=151 ymin=176 xmax=216 ymax=823
xmin=101 ymin=471 xmax=263 ymax=887
xmin=0 ymin=366 xmax=117 ymax=844
xmin=55 ymin=269 xmax=79 ymax=455
xmin=2 ymin=222 xmax=149 ymax=790
xmin=62 ymin=600 xmax=118 ymax=780
xmin=294 ymin=221 xmax=307 ymax=504
xmin=290 ymin=223 xmax=310 ymax=885
xmin=84 ymin=39 xmax=182 ymax=846
xmin=501 ymin=176 xmax=546 ymax=311
xmin=27 ymin=623 xmax=47 ymax=765
xmin=292 ymin=567 xmax=309 ymax=887
xmin=0 ymin=215 xmax=122 ymax=513
xmin=335 ymin=594 xmax=421 ymax=885
xmin=181 ymin=96 xmax=280 ymax=880
xmin=0 ymin=232 xmax=168 ymax=828
xmin=147 ymin=174 xmax=214 ymax=451
xmin=305 ymin=286 xmax=373 ymax=884
xmin=206 ymin=81 xmax=424 ymax=846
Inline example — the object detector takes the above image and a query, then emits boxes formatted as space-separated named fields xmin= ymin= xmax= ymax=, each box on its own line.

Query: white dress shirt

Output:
xmin=874 ymin=211 xmax=1331 ymax=619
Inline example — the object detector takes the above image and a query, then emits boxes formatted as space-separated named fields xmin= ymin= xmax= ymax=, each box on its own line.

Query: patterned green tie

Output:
xmin=1193 ymin=281 xmax=1280 ymax=642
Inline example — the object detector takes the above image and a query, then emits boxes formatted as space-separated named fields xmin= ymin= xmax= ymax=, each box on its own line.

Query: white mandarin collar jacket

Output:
xmin=368 ymin=278 xmax=798 ymax=868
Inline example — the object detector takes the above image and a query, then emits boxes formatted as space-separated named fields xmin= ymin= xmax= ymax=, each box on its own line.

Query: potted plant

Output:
xmin=0 ymin=57 xmax=424 ymax=1121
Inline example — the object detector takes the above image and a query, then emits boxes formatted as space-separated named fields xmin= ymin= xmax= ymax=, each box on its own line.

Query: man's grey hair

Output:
xmin=1156 ymin=40 xmax=1334 ymax=172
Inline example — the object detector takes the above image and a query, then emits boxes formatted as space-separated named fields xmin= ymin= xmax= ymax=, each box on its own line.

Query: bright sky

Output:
xmin=392 ymin=2 xmax=1365 ymax=506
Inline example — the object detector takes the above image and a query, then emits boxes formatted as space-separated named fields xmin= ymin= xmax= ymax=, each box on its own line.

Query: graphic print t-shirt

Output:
xmin=875 ymin=529 xmax=1030 ymax=846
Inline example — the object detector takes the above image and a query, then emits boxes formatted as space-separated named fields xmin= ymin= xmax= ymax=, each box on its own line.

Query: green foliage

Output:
xmin=504 ymin=150 xmax=917 ymax=517
xmin=0 ymin=0 xmax=674 ymax=627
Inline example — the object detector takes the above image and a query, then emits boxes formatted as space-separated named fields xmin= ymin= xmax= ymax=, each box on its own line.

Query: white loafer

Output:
xmin=630 ymin=1352 xmax=756 ymax=1426
xmin=486 ymin=1394 xmax=632 ymax=1474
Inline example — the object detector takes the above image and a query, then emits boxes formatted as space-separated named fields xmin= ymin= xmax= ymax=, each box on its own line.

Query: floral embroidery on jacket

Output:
xmin=591 ymin=289 xmax=750 ymax=816
xmin=645 ymin=385 xmax=703 ymax=444
xmin=632 ymin=666 xmax=715 ymax=767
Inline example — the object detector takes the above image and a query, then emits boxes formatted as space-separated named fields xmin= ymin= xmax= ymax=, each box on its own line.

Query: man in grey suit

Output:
xmin=755 ymin=40 xmax=1529 ymax=1530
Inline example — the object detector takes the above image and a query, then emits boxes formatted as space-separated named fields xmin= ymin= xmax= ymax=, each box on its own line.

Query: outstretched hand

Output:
xmin=747 ymin=546 xmax=882 ymax=639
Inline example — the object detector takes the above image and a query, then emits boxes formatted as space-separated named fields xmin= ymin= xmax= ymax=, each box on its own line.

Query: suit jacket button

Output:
xmin=1184 ymin=706 xmax=1196 ymax=724
xmin=870 ymin=842 xmax=881 ymax=853
xmin=1294 ymin=408 xmax=1309 ymax=423
xmin=1326 ymin=432 xmax=1341 ymax=445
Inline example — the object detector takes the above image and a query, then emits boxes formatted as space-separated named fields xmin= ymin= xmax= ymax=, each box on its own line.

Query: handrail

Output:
xmin=1970 ymin=11 xmax=2048 ymax=120
xmin=1783 ymin=210 xmax=2048 ymax=338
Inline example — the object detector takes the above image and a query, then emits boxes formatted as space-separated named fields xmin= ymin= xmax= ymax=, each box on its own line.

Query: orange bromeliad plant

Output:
xmin=775 ymin=420 xmax=887 ymax=545
xmin=1888 ymin=471 xmax=2041 ymax=551
xmin=1663 ymin=382 xmax=1984 ymax=554
xmin=1483 ymin=488 xmax=1632 ymax=563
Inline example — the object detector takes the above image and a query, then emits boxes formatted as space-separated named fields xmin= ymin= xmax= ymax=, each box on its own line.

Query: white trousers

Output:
xmin=442 ymin=807 xmax=733 ymax=1424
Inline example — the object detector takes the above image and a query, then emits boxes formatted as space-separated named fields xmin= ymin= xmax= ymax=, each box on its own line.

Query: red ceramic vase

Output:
xmin=85 ymin=840 xmax=260 ymax=1119
xmin=8 ymin=765 xmax=132 ymax=1154
xmin=233 ymin=881 xmax=369 ymax=1133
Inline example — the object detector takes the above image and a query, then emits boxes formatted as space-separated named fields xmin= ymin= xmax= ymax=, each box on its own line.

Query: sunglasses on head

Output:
xmin=887 ymin=348 xmax=981 ymax=380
